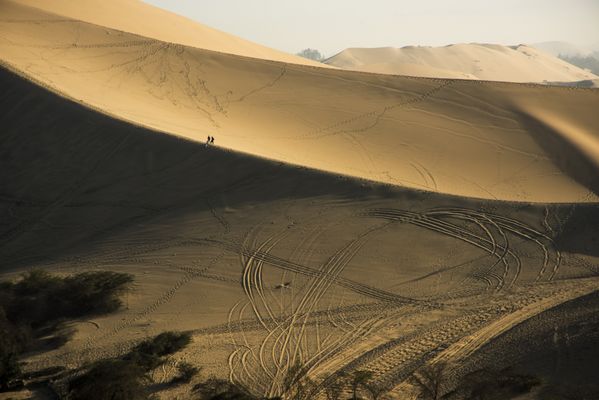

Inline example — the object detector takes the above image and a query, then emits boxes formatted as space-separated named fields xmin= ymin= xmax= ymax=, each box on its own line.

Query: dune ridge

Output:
xmin=1 ymin=0 xmax=599 ymax=205
xmin=10 ymin=0 xmax=328 ymax=67
xmin=3 ymin=65 xmax=598 ymax=387
xmin=2 ymin=2 xmax=599 ymax=398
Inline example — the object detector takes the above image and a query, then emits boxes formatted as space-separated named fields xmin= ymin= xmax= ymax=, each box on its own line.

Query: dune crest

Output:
xmin=10 ymin=0 xmax=328 ymax=66
xmin=1 ymin=1 xmax=599 ymax=203
xmin=2 ymin=2 xmax=599 ymax=398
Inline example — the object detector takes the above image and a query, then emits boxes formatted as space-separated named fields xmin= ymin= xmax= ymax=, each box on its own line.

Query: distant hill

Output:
xmin=325 ymin=43 xmax=598 ymax=83
xmin=558 ymin=55 xmax=599 ymax=76
xmin=532 ymin=42 xmax=599 ymax=76
xmin=532 ymin=41 xmax=593 ymax=57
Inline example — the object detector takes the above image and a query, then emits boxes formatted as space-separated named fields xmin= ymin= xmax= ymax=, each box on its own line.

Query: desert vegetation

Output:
xmin=296 ymin=48 xmax=325 ymax=61
xmin=1 ymin=1 xmax=598 ymax=400
xmin=66 ymin=331 xmax=195 ymax=400
xmin=0 ymin=270 xmax=589 ymax=400
xmin=0 ymin=270 xmax=133 ymax=390
xmin=453 ymin=367 xmax=540 ymax=400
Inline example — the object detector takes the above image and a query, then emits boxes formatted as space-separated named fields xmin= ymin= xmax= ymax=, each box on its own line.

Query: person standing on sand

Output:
xmin=206 ymin=135 xmax=211 ymax=147
xmin=210 ymin=136 xmax=215 ymax=145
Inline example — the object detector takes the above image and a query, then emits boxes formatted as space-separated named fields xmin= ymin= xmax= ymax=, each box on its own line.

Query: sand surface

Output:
xmin=11 ymin=0 xmax=327 ymax=67
xmin=2 ymin=1 xmax=599 ymax=203
xmin=0 ymin=1 xmax=599 ymax=202
xmin=1 ymin=1 xmax=599 ymax=399
xmin=326 ymin=44 xmax=598 ymax=83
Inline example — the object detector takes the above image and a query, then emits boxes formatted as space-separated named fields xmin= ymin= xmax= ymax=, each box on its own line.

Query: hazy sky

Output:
xmin=143 ymin=0 xmax=599 ymax=57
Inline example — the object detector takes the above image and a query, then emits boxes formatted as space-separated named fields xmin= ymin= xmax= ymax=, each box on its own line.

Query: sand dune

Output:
xmin=325 ymin=44 xmax=598 ymax=83
xmin=2 ymin=0 xmax=599 ymax=203
xmin=2 ymin=1 xmax=599 ymax=398
xmin=9 ymin=0 xmax=327 ymax=66
xmin=3 ymin=65 xmax=599 ymax=398
xmin=3 ymin=65 xmax=599 ymax=399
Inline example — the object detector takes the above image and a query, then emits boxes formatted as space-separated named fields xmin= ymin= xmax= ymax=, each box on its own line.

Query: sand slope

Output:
xmin=9 ymin=0 xmax=327 ymax=67
xmin=325 ymin=44 xmax=598 ymax=83
xmin=2 ymin=2 xmax=599 ymax=398
xmin=2 ymin=65 xmax=599 ymax=399
xmin=2 ymin=1 xmax=599 ymax=203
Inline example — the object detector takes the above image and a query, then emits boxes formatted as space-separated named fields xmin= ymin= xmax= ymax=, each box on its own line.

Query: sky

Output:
xmin=143 ymin=0 xmax=599 ymax=57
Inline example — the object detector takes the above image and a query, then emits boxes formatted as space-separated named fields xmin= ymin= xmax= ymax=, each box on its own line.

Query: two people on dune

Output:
xmin=206 ymin=135 xmax=215 ymax=146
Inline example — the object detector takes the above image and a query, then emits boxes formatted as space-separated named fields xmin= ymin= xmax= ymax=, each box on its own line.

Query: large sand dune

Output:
xmin=325 ymin=44 xmax=598 ymax=83
xmin=10 ymin=0 xmax=327 ymax=66
xmin=3 ymin=64 xmax=599 ymax=399
xmin=1 ymin=1 xmax=599 ymax=399
xmin=1 ymin=1 xmax=599 ymax=203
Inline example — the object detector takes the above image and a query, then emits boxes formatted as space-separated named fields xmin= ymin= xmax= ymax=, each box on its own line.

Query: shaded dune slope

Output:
xmin=2 ymin=66 xmax=598 ymax=271
xmin=516 ymin=109 xmax=599 ymax=198
xmin=465 ymin=289 xmax=599 ymax=393
xmin=1 ymin=3 xmax=599 ymax=398
xmin=2 ymin=49 xmax=599 ymax=400
xmin=1 ymin=0 xmax=599 ymax=203
xmin=0 ymin=66 xmax=372 ymax=269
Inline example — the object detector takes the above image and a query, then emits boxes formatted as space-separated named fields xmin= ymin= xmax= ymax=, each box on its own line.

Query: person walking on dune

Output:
xmin=210 ymin=136 xmax=215 ymax=145
xmin=206 ymin=135 xmax=211 ymax=147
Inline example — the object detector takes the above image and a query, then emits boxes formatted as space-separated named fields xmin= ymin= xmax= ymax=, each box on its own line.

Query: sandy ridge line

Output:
xmin=5 ymin=8 xmax=598 ymax=94
xmin=0 ymin=59 xmax=418 ymax=200
xmin=3 ymin=58 xmax=597 ymax=204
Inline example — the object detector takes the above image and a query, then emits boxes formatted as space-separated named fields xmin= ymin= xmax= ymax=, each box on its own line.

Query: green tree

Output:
xmin=296 ymin=48 xmax=325 ymax=61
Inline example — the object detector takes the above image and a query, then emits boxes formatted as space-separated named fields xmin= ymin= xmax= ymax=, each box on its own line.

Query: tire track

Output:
xmin=80 ymin=251 xmax=225 ymax=354
xmin=434 ymin=208 xmax=561 ymax=281
xmin=363 ymin=209 xmax=517 ymax=290
xmin=230 ymin=223 xmax=400 ymax=398
xmin=364 ymin=207 xmax=559 ymax=289
xmin=210 ymin=238 xmax=425 ymax=306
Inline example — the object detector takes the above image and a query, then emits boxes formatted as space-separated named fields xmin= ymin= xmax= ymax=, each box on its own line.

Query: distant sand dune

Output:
xmin=325 ymin=44 xmax=598 ymax=83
